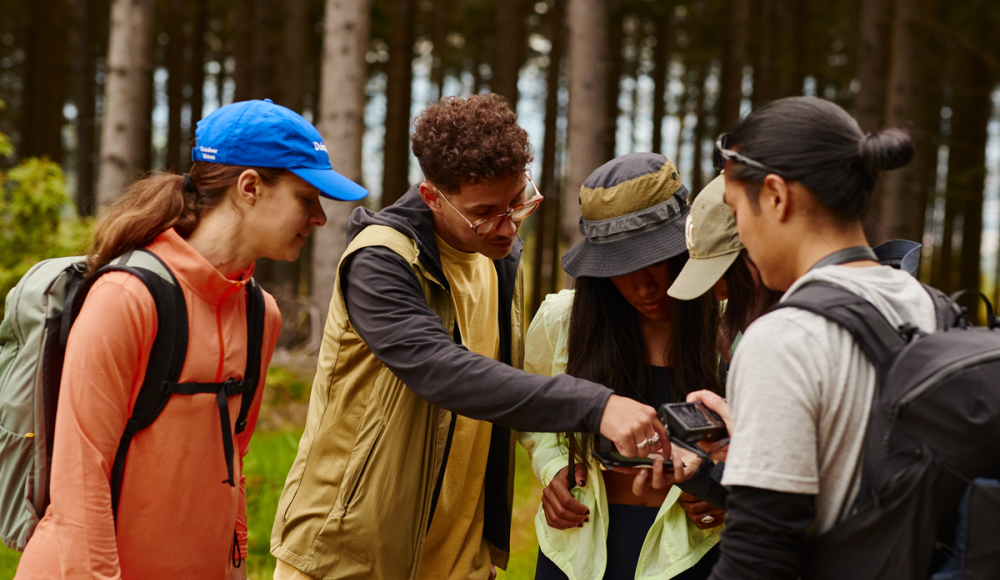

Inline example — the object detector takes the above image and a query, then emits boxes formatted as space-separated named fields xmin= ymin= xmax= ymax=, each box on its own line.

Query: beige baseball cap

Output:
xmin=667 ymin=174 xmax=744 ymax=300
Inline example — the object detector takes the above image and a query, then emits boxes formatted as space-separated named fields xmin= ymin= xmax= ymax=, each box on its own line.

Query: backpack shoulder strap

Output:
xmin=769 ymin=283 xmax=909 ymax=388
xmin=235 ymin=279 xmax=265 ymax=435
xmin=72 ymin=249 xmax=189 ymax=522
xmin=921 ymin=283 xmax=963 ymax=331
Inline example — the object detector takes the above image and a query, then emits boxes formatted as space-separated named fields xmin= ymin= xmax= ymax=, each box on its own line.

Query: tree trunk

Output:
xmin=312 ymin=0 xmax=371 ymax=350
xmin=283 ymin=0 xmax=308 ymax=112
xmin=563 ymin=0 xmax=609 ymax=276
xmin=873 ymin=0 xmax=938 ymax=246
xmin=952 ymin=38 xmax=993 ymax=311
xmin=432 ymin=0 xmax=450 ymax=101
xmin=752 ymin=0 xmax=776 ymax=104
xmin=381 ymin=0 xmax=415 ymax=208
xmin=532 ymin=0 xmax=565 ymax=314
xmin=233 ymin=1 xmax=254 ymax=102
xmin=787 ymin=0 xmax=809 ymax=97
xmin=674 ymin=71 xmax=689 ymax=170
xmin=650 ymin=11 xmax=669 ymax=154
xmin=855 ymin=0 xmax=900 ymax=248
xmin=856 ymin=0 xmax=892 ymax=133
xmin=96 ymin=0 xmax=156 ymax=209
xmin=603 ymin=0 xmax=623 ymax=161
xmin=75 ymin=0 xmax=97 ymax=216
xmin=493 ymin=0 xmax=525 ymax=108
xmin=691 ymin=61 xmax=708 ymax=194
xmin=19 ymin=0 xmax=70 ymax=162
xmin=718 ymin=0 xmax=749 ymax=134
xmin=186 ymin=0 xmax=206 ymax=169
xmin=165 ymin=3 xmax=185 ymax=172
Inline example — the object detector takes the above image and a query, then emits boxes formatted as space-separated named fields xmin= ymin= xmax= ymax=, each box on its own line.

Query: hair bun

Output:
xmin=860 ymin=129 xmax=915 ymax=173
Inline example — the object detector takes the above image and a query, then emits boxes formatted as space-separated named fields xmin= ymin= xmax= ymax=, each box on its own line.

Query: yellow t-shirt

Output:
xmin=417 ymin=234 xmax=500 ymax=580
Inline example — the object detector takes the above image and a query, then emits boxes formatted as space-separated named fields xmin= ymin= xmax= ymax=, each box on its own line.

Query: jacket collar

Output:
xmin=146 ymin=228 xmax=255 ymax=306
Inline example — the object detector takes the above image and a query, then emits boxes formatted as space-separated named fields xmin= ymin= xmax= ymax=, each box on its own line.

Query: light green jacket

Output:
xmin=518 ymin=290 xmax=721 ymax=580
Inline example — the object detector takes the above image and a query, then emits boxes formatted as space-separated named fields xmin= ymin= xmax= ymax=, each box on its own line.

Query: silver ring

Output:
xmin=701 ymin=514 xmax=715 ymax=524
xmin=648 ymin=433 xmax=661 ymax=446
xmin=637 ymin=438 xmax=650 ymax=449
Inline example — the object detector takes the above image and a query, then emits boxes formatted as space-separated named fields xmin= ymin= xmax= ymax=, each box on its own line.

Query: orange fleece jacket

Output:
xmin=15 ymin=229 xmax=281 ymax=580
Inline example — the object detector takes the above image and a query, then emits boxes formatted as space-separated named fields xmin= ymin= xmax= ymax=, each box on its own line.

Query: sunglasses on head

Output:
xmin=713 ymin=133 xmax=785 ymax=176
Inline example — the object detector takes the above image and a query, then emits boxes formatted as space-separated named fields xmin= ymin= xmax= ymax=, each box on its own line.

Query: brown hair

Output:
xmin=87 ymin=162 xmax=286 ymax=275
xmin=411 ymin=94 xmax=534 ymax=192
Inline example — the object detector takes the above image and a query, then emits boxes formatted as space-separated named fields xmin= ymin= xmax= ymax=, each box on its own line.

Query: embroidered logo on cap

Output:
xmin=685 ymin=214 xmax=695 ymax=252
xmin=199 ymin=146 xmax=218 ymax=160
xmin=313 ymin=142 xmax=327 ymax=152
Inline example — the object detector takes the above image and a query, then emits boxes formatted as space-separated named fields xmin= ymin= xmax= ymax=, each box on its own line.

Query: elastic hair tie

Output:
xmin=182 ymin=173 xmax=197 ymax=193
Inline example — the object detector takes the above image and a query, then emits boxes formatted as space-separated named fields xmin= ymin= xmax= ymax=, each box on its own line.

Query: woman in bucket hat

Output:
xmin=14 ymin=99 xmax=366 ymax=580
xmin=519 ymin=153 xmax=724 ymax=580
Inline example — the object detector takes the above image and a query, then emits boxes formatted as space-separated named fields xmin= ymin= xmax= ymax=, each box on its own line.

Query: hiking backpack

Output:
xmin=0 ymin=248 xmax=265 ymax=551
xmin=774 ymin=282 xmax=1000 ymax=580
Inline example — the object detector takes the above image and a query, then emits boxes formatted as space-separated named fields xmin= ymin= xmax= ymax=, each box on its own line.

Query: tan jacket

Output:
xmin=271 ymin=224 xmax=522 ymax=579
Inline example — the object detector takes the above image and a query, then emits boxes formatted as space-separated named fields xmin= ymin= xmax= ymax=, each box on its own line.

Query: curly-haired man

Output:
xmin=270 ymin=95 xmax=666 ymax=580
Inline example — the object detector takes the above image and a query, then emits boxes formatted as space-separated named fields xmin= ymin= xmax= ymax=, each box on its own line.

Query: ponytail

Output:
xmin=87 ymin=162 xmax=286 ymax=275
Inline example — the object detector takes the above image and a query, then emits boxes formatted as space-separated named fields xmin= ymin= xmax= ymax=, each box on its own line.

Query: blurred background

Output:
xmin=0 ymin=0 xmax=998 ymax=577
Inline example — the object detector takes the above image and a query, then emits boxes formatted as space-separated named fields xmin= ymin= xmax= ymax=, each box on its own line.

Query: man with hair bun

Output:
xmin=270 ymin=94 xmax=668 ymax=580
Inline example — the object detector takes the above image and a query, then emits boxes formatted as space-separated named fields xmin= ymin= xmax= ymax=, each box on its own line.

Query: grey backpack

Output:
xmin=0 ymin=249 xmax=265 ymax=552
xmin=775 ymin=283 xmax=1000 ymax=580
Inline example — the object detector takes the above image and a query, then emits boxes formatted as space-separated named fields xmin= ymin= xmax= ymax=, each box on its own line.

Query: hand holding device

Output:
xmin=600 ymin=394 xmax=669 ymax=458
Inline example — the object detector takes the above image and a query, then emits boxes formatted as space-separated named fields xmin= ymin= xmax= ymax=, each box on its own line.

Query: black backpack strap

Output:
xmin=154 ymin=279 xmax=266 ymax=489
xmin=70 ymin=249 xmax=189 ymax=523
xmin=236 ymin=279 xmax=265 ymax=435
xmin=770 ymin=283 xmax=909 ymax=389
xmin=922 ymin=283 xmax=964 ymax=331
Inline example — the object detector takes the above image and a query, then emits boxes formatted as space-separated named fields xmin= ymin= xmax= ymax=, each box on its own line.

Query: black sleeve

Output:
xmin=708 ymin=486 xmax=817 ymax=580
xmin=342 ymin=246 xmax=614 ymax=433
xmin=674 ymin=460 xmax=728 ymax=510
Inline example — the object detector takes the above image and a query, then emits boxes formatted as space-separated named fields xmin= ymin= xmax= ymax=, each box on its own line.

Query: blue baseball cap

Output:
xmin=192 ymin=99 xmax=369 ymax=201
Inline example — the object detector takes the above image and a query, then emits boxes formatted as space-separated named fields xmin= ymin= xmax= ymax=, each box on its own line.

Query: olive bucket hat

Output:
xmin=667 ymin=174 xmax=744 ymax=300
xmin=562 ymin=153 xmax=690 ymax=278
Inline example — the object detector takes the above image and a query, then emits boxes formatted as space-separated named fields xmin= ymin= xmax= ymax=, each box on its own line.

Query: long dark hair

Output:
xmin=726 ymin=96 xmax=914 ymax=222
xmin=721 ymin=250 xmax=782 ymax=350
xmin=563 ymin=253 xmax=723 ymax=464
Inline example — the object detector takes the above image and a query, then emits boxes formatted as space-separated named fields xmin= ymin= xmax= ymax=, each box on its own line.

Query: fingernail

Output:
xmin=585 ymin=509 xmax=590 ymax=515
xmin=578 ymin=523 xmax=584 ymax=528
xmin=584 ymin=517 xmax=590 ymax=522
xmin=578 ymin=479 xmax=586 ymax=487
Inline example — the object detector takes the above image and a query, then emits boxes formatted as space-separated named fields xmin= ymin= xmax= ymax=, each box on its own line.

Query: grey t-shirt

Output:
xmin=721 ymin=265 xmax=937 ymax=534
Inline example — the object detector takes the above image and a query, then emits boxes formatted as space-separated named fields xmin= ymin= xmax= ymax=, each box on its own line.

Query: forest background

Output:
xmin=1 ymin=0 xmax=999 ymax=578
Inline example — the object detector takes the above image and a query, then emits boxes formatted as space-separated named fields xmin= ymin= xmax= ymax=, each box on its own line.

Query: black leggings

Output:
xmin=534 ymin=503 xmax=719 ymax=580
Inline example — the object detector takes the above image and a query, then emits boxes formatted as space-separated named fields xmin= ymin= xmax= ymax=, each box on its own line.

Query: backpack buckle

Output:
xmin=897 ymin=323 xmax=923 ymax=342
xmin=223 ymin=378 xmax=243 ymax=396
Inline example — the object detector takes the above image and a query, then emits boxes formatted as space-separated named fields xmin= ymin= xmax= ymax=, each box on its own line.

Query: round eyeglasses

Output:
xmin=433 ymin=173 xmax=544 ymax=236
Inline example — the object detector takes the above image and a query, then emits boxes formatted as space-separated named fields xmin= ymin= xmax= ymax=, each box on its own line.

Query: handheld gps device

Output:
xmin=658 ymin=402 xmax=727 ymax=444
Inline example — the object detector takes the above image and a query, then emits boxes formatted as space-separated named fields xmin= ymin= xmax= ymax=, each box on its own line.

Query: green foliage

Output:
xmin=0 ymin=545 xmax=20 ymax=578
xmin=243 ymin=429 xmax=302 ymax=580
xmin=0 ymin=157 xmax=90 ymax=318
xmin=265 ymin=366 xmax=310 ymax=402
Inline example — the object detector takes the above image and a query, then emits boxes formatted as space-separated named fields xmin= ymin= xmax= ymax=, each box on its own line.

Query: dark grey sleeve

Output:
xmin=342 ymin=246 xmax=613 ymax=433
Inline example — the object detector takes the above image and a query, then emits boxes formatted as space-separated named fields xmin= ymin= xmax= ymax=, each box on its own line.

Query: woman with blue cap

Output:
xmin=14 ymin=99 xmax=366 ymax=580
xmin=519 ymin=153 xmax=724 ymax=580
